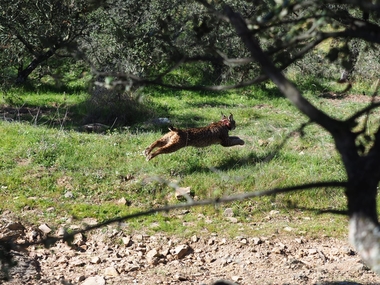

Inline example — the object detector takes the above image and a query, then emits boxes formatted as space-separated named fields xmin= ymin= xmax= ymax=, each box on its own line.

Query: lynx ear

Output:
xmin=229 ymin=114 xmax=234 ymax=121
xmin=221 ymin=112 xmax=227 ymax=119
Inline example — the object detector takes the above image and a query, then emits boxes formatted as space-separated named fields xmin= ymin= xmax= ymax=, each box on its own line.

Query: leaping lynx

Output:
xmin=144 ymin=113 xmax=245 ymax=161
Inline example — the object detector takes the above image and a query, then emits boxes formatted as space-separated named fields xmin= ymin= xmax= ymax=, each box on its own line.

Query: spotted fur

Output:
xmin=144 ymin=114 xmax=245 ymax=161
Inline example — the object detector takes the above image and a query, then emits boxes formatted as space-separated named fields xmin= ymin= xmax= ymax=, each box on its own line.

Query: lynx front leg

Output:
xmin=221 ymin=136 xmax=245 ymax=147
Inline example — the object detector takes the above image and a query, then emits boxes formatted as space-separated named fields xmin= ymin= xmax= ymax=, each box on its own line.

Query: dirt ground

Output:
xmin=2 ymin=215 xmax=380 ymax=285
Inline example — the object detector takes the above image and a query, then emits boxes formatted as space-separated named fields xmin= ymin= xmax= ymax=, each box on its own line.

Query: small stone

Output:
xmin=160 ymin=247 xmax=170 ymax=257
xmin=90 ymin=256 xmax=101 ymax=264
xmin=125 ymin=264 xmax=140 ymax=272
xmin=104 ymin=266 xmax=119 ymax=277
xmin=64 ymin=191 xmax=73 ymax=199
xmin=73 ymin=233 xmax=86 ymax=246
xmin=122 ymin=236 xmax=132 ymax=247
xmin=283 ymin=226 xmax=293 ymax=232
xmin=134 ymin=234 xmax=143 ymax=241
xmin=240 ymin=238 xmax=248 ymax=245
xmin=146 ymin=249 xmax=160 ymax=265
xmin=174 ymin=274 xmax=188 ymax=281
xmin=174 ymin=244 xmax=190 ymax=259
xmin=272 ymin=247 xmax=283 ymax=254
xmin=38 ymin=223 xmax=52 ymax=234
xmin=308 ymin=248 xmax=318 ymax=255
xmin=191 ymin=235 xmax=198 ymax=243
xmin=117 ymin=197 xmax=127 ymax=205
xmin=223 ymin=208 xmax=234 ymax=217
xmin=225 ymin=217 xmax=238 ymax=223
xmin=252 ymin=237 xmax=262 ymax=245
xmin=82 ymin=276 xmax=106 ymax=285
xmin=232 ymin=276 xmax=242 ymax=282
xmin=72 ymin=259 xmax=85 ymax=267
xmin=175 ymin=187 xmax=192 ymax=200
xmin=56 ymin=227 xmax=66 ymax=237
xmin=269 ymin=210 xmax=280 ymax=215
xmin=7 ymin=222 xmax=25 ymax=231
xmin=295 ymin=238 xmax=304 ymax=244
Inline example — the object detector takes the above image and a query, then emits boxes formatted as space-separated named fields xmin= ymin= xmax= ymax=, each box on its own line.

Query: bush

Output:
xmin=83 ymin=85 xmax=156 ymax=127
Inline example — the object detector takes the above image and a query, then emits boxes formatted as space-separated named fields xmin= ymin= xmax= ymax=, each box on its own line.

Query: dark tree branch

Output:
xmin=224 ymin=5 xmax=380 ymax=274
xmin=224 ymin=6 xmax=347 ymax=138
xmin=32 ymin=181 xmax=346 ymax=247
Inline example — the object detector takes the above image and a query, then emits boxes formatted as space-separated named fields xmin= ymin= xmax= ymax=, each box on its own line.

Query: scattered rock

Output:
xmin=73 ymin=233 xmax=86 ymax=246
xmin=173 ymin=244 xmax=191 ymax=259
xmin=149 ymin=117 xmax=171 ymax=126
xmin=116 ymin=197 xmax=128 ymax=205
xmin=82 ymin=276 xmax=106 ymax=285
xmin=252 ymin=237 xmax=262 ymax=245
xmin=146 ymin=249 xmax=160 ymax=265
xmin=191 ymin=235 xmax=198 ymax=243
xmin=295 ymin=238 xmax=304 ymax=244
xmin=308 ymin=248 xmax=318 ymax=255
xmin=1 ymin=216 xmax=380 ymax=285
xmin=232 ymin=276 xmax=242 ymax=282
xmin=5 ymin=222 xmax=25 ymax=231
xmin=225 ymin=217 xmax=238 ymax=223
xmin=64 ymin=191 xmax=74 ymax=199
xmin=82 ymin=123 xmax=110 ymax=133
xmin=240 ymin=238 xmax=248 ymax=245
xmin=90 ymin=256 xmax=101 ymax=264
xmin=175 ymin=187 xmax=192 ymax=200
xmin=56 ymin=227 xmax=66 ymax=237
xmin=122 ymin=236 xmax=132 ymax=246
xmin=104 ymin=266 xmax=119 ymax=277
xmin=223 ymin=208 xmax=234 ymax=217
xmin=174 ymin=274 xmax=188 ymax=281
xmin=38 ymin=223 xmax=52 ymax=234
xmin=283 ymin=226 xmax=293 ymax=232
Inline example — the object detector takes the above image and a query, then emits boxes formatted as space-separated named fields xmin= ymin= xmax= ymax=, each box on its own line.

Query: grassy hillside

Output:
xmin=0 ymin=78 xmax=375 ymax=238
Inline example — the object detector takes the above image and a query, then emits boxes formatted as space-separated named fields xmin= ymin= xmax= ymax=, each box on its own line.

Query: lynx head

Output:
xmin=221 ymin=113 xmax=236 ymax=130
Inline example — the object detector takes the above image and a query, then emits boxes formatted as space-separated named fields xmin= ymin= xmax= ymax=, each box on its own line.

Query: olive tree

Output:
xmin=0 ymin=0 xmax=102 ymax=84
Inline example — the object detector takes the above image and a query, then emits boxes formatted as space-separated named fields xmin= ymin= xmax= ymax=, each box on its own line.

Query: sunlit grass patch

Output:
xmin=0 ymin=77 xmax=375 ymax=238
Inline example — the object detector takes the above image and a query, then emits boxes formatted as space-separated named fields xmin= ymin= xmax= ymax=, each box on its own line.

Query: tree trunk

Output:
xmin=345 ymin=157 xmax=380 ymax=273
xmin=225 ymin=5 xmax=380 ymax=275
xmin=15 ymin=46 xmax=58 ymax=84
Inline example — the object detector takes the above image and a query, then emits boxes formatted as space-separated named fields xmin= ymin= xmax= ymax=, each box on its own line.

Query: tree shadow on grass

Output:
xmin=214 ymin=151 xmax=272 ymax=171
xmin=0 ymin=94 xmax=168 ymax=132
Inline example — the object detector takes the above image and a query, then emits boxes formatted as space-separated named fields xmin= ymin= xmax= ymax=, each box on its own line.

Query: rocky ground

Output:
xmin=1 ymin=215 xmax=380 ymax=285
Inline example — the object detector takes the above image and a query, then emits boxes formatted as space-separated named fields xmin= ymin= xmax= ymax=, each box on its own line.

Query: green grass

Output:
xmin=0 ymin=77 xmax=376 ymax=238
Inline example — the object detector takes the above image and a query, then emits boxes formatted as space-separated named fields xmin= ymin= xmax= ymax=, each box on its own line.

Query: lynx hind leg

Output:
xmin=144 ymin=139 xmax=166 ymax=159
xmin=145 ymin=132 xmax=180 ymax=161
xmin=147 ymin=142 xmax=184 ymax=161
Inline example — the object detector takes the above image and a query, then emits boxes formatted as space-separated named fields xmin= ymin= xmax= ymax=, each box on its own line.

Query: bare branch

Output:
xmin=35 ymin=181 xmax=346 ymax=247
xmin=224 ymin=6 xmax=348 ymax=138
